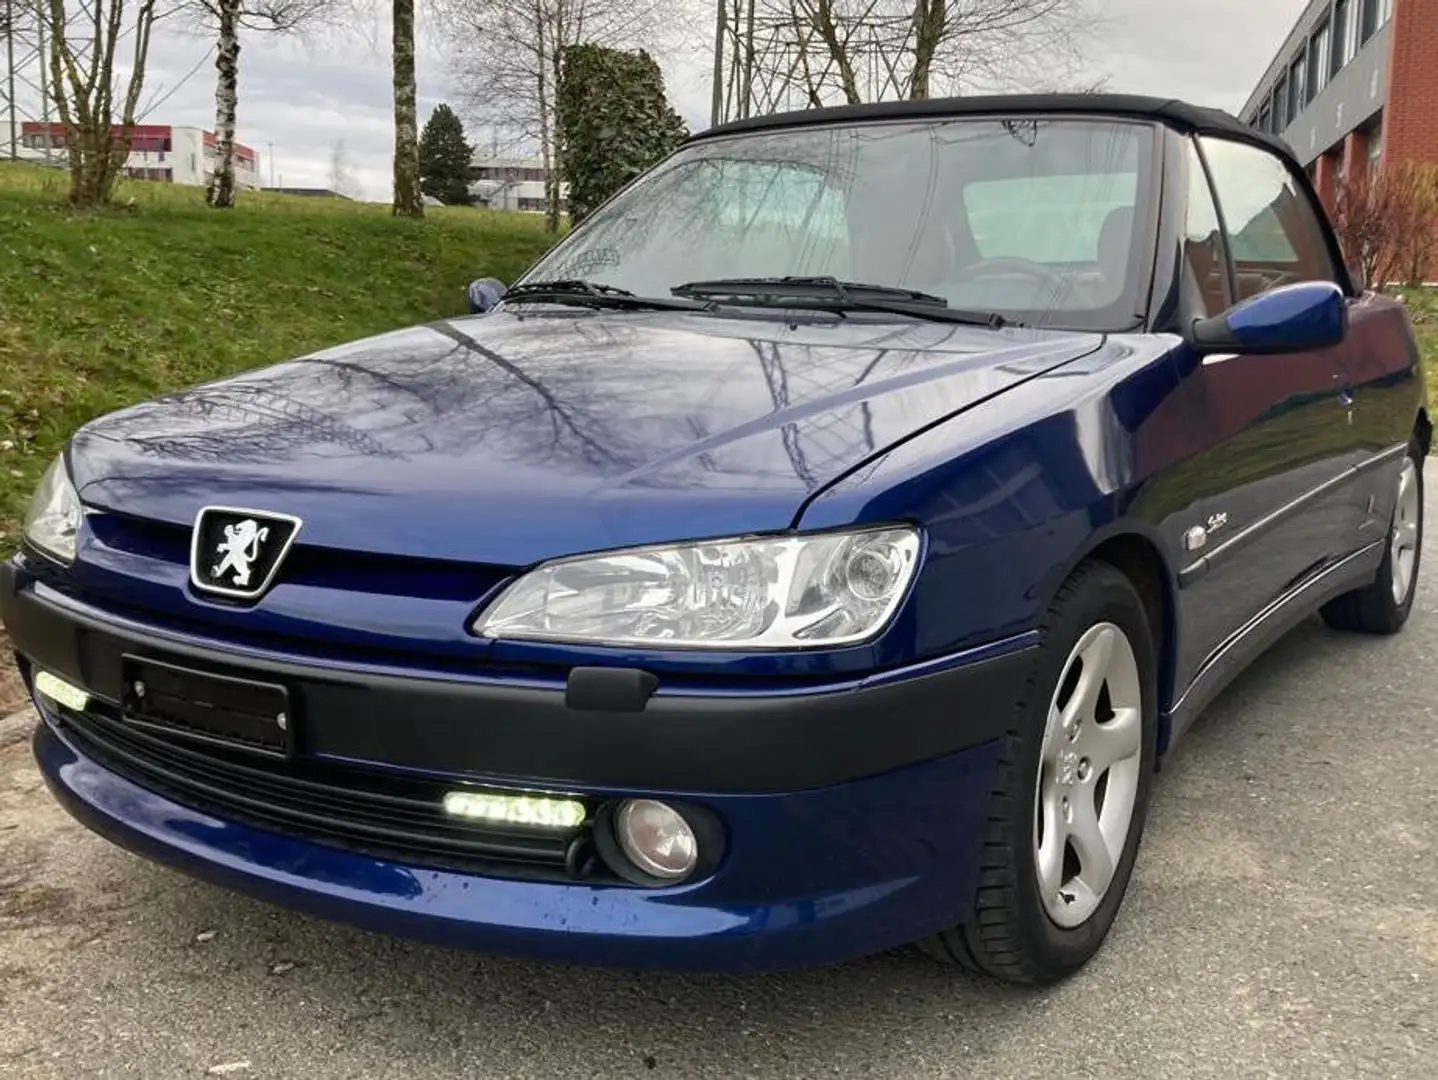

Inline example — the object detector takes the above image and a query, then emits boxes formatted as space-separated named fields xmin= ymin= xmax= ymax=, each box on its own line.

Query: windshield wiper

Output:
xmin=503 ymin=279 xmax=714 ymax=312
xmin=673 ymin=276 xmax=951 ymax=304
xmin=670 ymin=276 xmax=1006 ymax=328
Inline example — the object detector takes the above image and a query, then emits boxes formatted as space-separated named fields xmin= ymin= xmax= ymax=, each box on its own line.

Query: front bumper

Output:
xmin=5 ymin=557 xmax=1036 ymax=971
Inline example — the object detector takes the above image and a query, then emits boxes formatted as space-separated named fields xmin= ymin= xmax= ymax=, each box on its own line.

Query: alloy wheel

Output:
xmin=1033 ymin=622 xmax=1144 ymax=929
xmin=1391 ymin=458 xmax=1421 ymax=606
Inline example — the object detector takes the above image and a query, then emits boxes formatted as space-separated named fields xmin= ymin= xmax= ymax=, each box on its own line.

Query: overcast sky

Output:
xmin=116 ymin=0 xmax=1308 ymax=202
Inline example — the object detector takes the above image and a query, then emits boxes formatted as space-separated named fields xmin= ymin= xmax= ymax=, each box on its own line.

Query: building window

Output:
xmin=1332 ymin=0 xmax=1351 ymax=73
xmin=1310 ymin=21 xmax=1330 ymax=97
xmin=1273 ymin=75 xmax=1287 ymax=128
xmin=1360 ymin=0 xmax=1378 ymax=46
xmin=122 ymin=167 xmax=173 ymax=183
xmin=1258 ymin=104 xmax=1271 ymax=134
xmin=1288 ymin=56 xmax=1305 ymax=122
xmin=1368 ymin=121 xmax=1384 ymax=173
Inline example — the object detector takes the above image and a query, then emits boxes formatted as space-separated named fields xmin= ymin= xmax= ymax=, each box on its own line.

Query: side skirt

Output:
xmin=1160 ymin=538 xmax=1385 ymax=756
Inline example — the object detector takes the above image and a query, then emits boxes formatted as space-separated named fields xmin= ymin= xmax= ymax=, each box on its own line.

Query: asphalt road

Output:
xmin=3 ymin=477 xmax=1438 ymax=1079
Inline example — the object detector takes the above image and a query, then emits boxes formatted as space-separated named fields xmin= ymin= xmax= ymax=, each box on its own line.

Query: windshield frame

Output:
xmin=514 ymin=113 xmax=1166 ymax=335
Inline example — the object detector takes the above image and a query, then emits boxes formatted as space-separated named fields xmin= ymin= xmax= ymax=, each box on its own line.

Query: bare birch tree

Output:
xmin=45 ymin=0 xmax=160 ymax=206
xmin=731 ymin=0 xmax=1098 ymax=110
xmin=182 ymin=0 xmax=335 ymax=209
xmin=438 ymin=0 xmax=686 ymax=233
xmin=392 ymin=0 xmax=422 ymax=216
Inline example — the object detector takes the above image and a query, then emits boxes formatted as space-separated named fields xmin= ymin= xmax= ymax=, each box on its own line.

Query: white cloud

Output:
xmin=1072 ymin=0 xmax=1308 ymax=112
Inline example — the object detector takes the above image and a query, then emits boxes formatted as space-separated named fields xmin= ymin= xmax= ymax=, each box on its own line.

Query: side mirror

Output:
xmin=1188 ymin=281 xmax=1347 ymax=355
xmin=467 ymin=277 xmax=507 ymax=314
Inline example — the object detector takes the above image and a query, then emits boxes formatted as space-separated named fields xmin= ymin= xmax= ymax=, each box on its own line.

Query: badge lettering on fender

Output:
xmin=1183 ymin=512 xmax=1230 ymax=553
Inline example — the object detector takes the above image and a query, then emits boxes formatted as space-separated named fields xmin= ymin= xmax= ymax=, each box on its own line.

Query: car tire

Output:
xmin=919 ymin=560 xmax=1158 ymax=984
xmin=1320 ymin=444 xmax=1424 ymax=636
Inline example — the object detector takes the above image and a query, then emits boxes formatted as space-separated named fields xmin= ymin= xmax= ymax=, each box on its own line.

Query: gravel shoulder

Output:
xmin=0 ymin=631 xmax=26 ymax=717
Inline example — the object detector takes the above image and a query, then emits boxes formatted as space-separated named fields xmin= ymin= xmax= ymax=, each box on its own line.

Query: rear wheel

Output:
xmin=921 ymin=561 xmax=1158 ymax=984
xmin=1321 ymin=446 xmax=1423 ymax=635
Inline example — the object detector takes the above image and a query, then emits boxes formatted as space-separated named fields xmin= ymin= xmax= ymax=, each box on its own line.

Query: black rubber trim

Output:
xmin=1178 ymin=443 xmax=1409 ymax=588
xmin=1168 ymin=538 xmax=1384 ymax=748
xmin=1 ymin=564 xmax=1032 ymax=794
xmin=565 ymin=667 xmax=659 ymax=713
xmin=690 ymin=93 xmax=1294 ymax=161
xmin=42 ymin=700 xmax=613 ymax=884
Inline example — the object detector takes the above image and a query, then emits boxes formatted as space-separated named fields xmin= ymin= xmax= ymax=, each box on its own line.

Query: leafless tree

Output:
xmin=392 ymin=0 xmax=422 ymax=216
xmin=739 ymin=0 xmax=1099 ymax=109
xmin=45 ymin=0 xmax=160 ymax=206
xmin=438 ymin=0 xmax=686 ymax=233
xmin=181 ymin=0 xmax=337 ymax=208
xmin=1332 ymin=160 xmax=1438 ymax=290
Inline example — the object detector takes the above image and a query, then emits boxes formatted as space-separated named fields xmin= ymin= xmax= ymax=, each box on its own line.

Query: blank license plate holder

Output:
xmin=119 ymin=654 xmax=293 ymax=759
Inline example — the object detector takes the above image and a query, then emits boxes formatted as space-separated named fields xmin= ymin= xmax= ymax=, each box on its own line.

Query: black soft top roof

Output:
xmin=690 ymin=93 xmax=1294 ymax=162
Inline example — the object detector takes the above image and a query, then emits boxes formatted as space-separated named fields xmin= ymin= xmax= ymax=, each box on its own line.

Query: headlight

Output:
xmin=475 ymin=526 xmax=920 ymax=649
xmin=22 ymin=454 xmax=81 ymax=564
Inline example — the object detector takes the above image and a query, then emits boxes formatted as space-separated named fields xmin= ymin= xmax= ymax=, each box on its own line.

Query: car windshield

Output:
xmin=521 ymin=116 xmax=1156 ymax=330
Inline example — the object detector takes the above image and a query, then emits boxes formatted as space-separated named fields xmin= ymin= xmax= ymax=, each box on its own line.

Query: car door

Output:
xmin=1161 ymin=134 xmax=1364 ymax=699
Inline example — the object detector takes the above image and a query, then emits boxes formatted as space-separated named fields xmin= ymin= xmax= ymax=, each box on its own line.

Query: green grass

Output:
xmin=0 ymin=162 xmax=558 ymax=541
xmin=1398 ymin=286 xmax=1438 ymax=405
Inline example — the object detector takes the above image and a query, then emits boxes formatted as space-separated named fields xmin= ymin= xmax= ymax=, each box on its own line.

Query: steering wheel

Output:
xmin=950 ymin=256 xmax=1069 ymax=294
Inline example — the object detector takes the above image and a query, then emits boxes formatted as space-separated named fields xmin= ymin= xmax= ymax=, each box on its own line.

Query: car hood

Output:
xmin=70 ymin=310 xmax=1102 ymax=565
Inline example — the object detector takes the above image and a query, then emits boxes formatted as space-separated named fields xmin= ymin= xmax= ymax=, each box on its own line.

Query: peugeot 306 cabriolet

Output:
xmin=4 ymin=94 xmax=1427 ymax=984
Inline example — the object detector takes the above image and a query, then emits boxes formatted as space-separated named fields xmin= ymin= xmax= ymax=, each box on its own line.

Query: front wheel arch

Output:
xmin=1041 ymin=525 xmax=1179 ymax=751
xmin=919 ymin=558 xmax=1160 ymax=983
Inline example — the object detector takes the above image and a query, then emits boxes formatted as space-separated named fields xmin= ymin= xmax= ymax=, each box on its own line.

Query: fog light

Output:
xmin=615 ymin=799 xmax=698 ymax=881
xmin=442 ymin=790 xmax=587 ymax=829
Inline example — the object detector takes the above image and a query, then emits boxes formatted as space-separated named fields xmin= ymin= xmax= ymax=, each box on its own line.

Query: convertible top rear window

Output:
xmin=525 ymin=117 xmax=1156 ymax=331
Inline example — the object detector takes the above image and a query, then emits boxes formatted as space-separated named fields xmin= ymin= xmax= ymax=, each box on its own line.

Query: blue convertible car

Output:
xmin=4 ymin=95 xmax=1427 ymax=984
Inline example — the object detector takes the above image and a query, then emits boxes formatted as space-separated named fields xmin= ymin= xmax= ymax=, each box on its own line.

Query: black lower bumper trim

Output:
xmin=51 ymin=701 xmax=590 ymax=880
xmin=2 ymin=561 xmax=1033 ymax=794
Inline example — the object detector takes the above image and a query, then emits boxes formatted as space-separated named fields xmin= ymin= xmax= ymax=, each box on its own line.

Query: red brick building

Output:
xmin=1239 ymin=0 xmax=1438 ymax=205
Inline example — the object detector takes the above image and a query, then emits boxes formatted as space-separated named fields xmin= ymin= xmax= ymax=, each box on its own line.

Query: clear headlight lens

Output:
xmin=475 ymin=526 xmax=920 ymax=649
xmin=22 ymin=455 xmax=81 ymax=564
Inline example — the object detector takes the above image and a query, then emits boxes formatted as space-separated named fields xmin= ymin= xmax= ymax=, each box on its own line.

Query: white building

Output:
xmin=19 ymin=123 xmax=261 ymax=190
xmin=469 ymin=155 xmax=568 ymax=214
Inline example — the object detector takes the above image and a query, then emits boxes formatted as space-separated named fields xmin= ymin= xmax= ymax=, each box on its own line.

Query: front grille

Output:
xmin=54 ymin=702 xmax=609 ymax=883
xmin=86 ymin=511 xmax=515 ymax=602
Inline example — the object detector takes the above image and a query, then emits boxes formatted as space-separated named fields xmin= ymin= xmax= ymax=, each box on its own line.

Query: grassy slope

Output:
xmin=1399 ymin=287 xmax=1438 ymax=405
xmin=0 ymin=162 xmax=557 ymax=542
